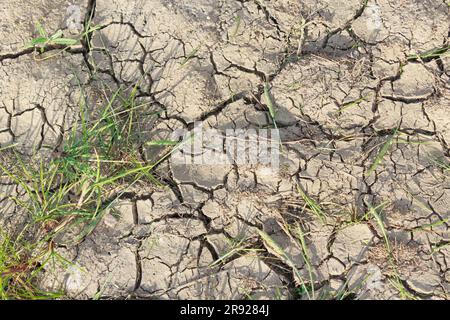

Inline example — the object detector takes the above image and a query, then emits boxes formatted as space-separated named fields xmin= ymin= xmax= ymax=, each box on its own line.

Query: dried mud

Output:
xmin=1 ymin=0 xmax=449 ymax=300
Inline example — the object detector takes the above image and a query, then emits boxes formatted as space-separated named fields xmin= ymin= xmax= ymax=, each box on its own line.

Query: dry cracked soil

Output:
xmin=0 ymin=0 xmax=450 ymax=300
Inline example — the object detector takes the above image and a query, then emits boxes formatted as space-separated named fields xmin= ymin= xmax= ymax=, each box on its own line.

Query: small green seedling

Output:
xmin=26 ymin=22 xmax=78 ymax=53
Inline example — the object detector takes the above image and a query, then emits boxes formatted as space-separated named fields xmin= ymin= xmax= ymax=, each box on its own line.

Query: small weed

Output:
xmin=230 ymin=16 xmax=242 ymax=39
xmin=0 ymin=80 xmax=172 ymax=242
xmin=429 ymin=155 xmax=450 ymax=173
xmin=179 ymin=44 xmax=202 ymax=67
xmin=263 ymin=83 xmax=278 ymax=129
xmin=367 ymin=202 xmax=391 ymax=254
xmin=366 ymin=127 xmax=399 ymax=177
xmin=27 ymin=21 xmax=78 ymax=53
xmin=337 ymin=96 xmax=368 ymax=114
xmin=366 ymin=201 xmax=419 ymax=300
xmin=286 ymin=82 xmax=302 ymax=91
xmin=92 ymin=268 xmax=115 ymax=300
xmin=0 ymin=229 xmax=61 ymax=300
xmin=296 ymin=183 xmax=327 ymax=223
xmin=330 ymin=273 xmax=371 ymax=300
xmin=257 ymin=229 xmax=312 ymax=299
xmin=26 ymin=20 xmax=101 ymax=60
xmin=407 ymin=45 xmax=450 ymax=61
xmin=430 ymin=241 xmax=450 ymax=254
xmin=389 ymin=276 xmax=419 ymax=300
xmin=209 ymin=236 xmax=261 ymax=268
xmin=413 ymin=218 xmax=449 ymax=233
xmin=289 ymin=17 xmax=314 ymax=57
xmin=291 ymin=223 xmax=315 ymax=299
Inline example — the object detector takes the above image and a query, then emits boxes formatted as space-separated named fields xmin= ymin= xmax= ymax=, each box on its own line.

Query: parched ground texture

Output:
xmin=0 ymin=0 xmax=449 ymax=299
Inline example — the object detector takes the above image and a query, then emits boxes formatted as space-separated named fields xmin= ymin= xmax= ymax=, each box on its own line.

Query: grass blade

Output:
xmin=366 ymin=201 xmax=391 ymax=254
xmin=230 ymin=16 xmax=241 ymax=38
xmin=36 ymin=21 xmax=47 ymax=37
xmin=296 ymin=184 xmax=326 ymax=223
xmin=263 ymin=83 xmax=278 ymax=129
xmin=180 ymin=45 xmax=201 ymax=66
xmin=146 ymin=140 xmax=179 ymax=146
xmin=51 ymin=38 xmax=78 ymax=46
xmin=257 ymin=229 xmax=311 ymax=299
xmin=292 ymin=224 xmax=315 ymax=299
xmin=366 ymin=128 xmax=398 ymax=177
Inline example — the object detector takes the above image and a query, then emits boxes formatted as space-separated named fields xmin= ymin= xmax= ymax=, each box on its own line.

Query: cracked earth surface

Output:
xmin=1 ymin=0 xmax=450 ymax=299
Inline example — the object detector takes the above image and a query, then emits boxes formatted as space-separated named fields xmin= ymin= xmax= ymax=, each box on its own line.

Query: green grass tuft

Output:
xmin=0 ymin=229 xmax=61 ymax=300
xmin=0 ymin=81 xmax=171 ymax=242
